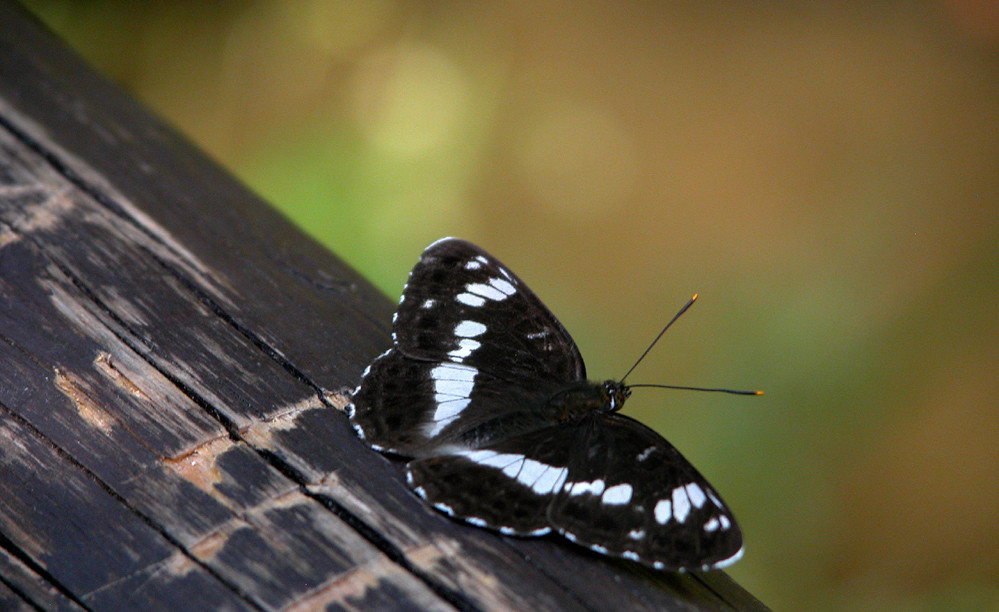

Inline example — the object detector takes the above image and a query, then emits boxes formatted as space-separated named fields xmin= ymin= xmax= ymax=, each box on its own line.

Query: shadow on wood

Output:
xmin=0 ymin=2 xmax=768 ymax=610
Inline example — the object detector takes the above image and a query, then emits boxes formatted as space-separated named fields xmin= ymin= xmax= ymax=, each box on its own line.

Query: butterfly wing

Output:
xmin=350 ymin=238 xmax=584 ymax=456
xmin=549 ymin=414 xmax=743 ymax=571
xmin=406 ymin=424 xmax=575 ymax=536
xmin=408 ymin=410 xmax=743 ymax=571
xmin=392 ymin=237 xmax=584 ymax=381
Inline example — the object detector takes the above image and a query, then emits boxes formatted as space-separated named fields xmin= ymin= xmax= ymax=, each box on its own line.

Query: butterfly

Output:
xmin=348 ymin=237 xmax=747 ymax=571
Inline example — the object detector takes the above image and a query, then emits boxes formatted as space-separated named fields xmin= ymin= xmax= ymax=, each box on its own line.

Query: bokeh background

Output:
xmin=21 ymin=2 xmax=999 ymax=610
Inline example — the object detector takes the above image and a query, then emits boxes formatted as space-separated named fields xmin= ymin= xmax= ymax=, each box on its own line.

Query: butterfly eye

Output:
xmin=608 ymin=382 xmax=630 ymax=412
xmin=596 ymin=381 xmax=629 ymax=412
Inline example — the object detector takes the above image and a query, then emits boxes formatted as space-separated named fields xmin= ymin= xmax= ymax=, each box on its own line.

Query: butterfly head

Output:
xmin=601 ymin=380 xmax=631 ymax=413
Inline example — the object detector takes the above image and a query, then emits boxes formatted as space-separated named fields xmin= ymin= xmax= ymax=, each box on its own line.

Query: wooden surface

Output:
xmin=0 ymin=3 xmax=769 ymax=610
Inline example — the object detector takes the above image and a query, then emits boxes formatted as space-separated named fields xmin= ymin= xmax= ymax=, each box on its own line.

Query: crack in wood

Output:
xmin=93 ymin=351 xmax=151 ymax=402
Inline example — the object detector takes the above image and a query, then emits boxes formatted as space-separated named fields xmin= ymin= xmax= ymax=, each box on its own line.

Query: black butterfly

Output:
xmin=348 ymin=238 xmax=744 ymax=571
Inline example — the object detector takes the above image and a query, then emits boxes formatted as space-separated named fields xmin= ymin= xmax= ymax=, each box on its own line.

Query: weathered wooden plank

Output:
xmin=0 ymin=249 xmax=448 ymax=610
xmin=0 ymin=407 xmax=248 ymax=609
xmin=0 ymin=176 xmax=451 ymax=609
xmin=0 ymin=581 xmax=40 ymax=612
xmin=0 ymin=584 xmax=34 ymax=612
xmin=0 ymin=2 xmax=393 ymax=385
xmin=0 ymin=2 xmax=768 ymax=609
xmin=0 ymin=126 xmax=321 ymax=431
xmin=0 ymin=107 xmax=455 ymax=607
xmin=0 ymin=545 xmax=85 ymax=612
xmin=0 ymin=230 xmax=234 ymax=544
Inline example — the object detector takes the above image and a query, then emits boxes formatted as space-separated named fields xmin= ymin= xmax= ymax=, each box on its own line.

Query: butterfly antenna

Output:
xmin=620 ymin=294 xmax=699 ymax=383
xmin=620 ymin=294 xmax=763 ymax=396
xmin=628 ymin=384 xmax=763 ymax=396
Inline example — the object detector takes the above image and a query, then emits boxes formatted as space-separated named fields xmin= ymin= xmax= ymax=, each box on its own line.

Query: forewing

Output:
xmin=349 ymin=349 xmax=562 ymax=456
xmin=393 ymin=238 xmax=585 ymax=383
xmin=350 ymin=238 xmax=586 ymax=455
xmin=549 ymin=414 xmax=743 ymax=571
xmin=406 ymin=425 xmax=575 ymax=536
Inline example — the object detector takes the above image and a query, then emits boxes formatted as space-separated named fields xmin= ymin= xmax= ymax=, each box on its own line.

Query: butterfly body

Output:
xmin=348 ymin=238 xmax=743 ymax=571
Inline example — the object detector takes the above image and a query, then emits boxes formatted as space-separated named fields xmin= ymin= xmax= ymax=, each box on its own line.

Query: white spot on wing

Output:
xmin=465 ymin=282 xmax=509 ymax=302
xmin=523 ymin=526 xmax=552 ymax=536
xmin=627 ymin=529 xmax=645 ymax=540
xmin=464 ymin=276 xmax=516 ymax=302
xmin=454 ymin=320 xmax=487 ymax=337
xmin=654 ymin=499 xmax=672 ymax=525
xmin=430 ymin=362 xmax=476 ymax=397
xmin=434 ymin=502 xmax=455 ymax=516
xmin=456 ymin=292 xmax=486 ymax=307
xmin=448 ymin=338 xmax=481 ymax=360
xmin=567 ymin=479 xmax=606 ymax=497
xmin=460 ymin=449 xmax=520 ymax=471
xmin=433 ymin=393 xmax=469 ymax=405
xmin=711 ymin=544 xmax=744 ymax=570
xmin=601 ymin=483 xmax=634 ymax=506
xmin=636 ymin=446 xmax=656 ymax=462
xmin=458 ymin=450 xmax=567 ymax=495
xmin=426 ymin=397 xmax=471 ymax=436
xmin=672 ymin=485 xmax=692 ymax=523
xmin=685 ymin=482 xmax=707 ymax=509
xmin=529 ymin=463 xmax=569 ymax=495
xmin=425 ymin=363 xmax=477 ymax=437
xmin=511 ymin=456 xmax=542 ymax=482
xmin=488 ymin=276 xmax=516 ymax=295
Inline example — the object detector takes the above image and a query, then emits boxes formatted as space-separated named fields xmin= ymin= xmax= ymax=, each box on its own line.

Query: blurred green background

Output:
xmin=22 ymin=1 xmax=999 ymax=609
